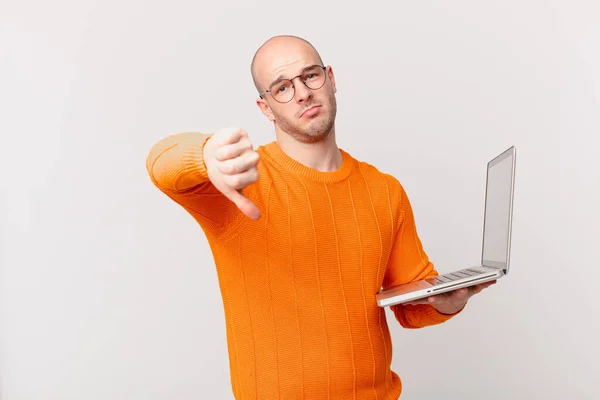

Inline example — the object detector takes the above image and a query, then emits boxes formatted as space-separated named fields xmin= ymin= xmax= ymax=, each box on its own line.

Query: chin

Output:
xmin=299 ymin=125 xmax=333 ymax=143
xmin=276 ymin=111 xmax=335 ymax=143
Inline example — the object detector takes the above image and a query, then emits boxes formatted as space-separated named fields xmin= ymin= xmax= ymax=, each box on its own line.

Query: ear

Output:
xmin=326 ymin=66 xmax=337 ymax=94
xmin=256 ymin=97 xmax=275 ymax=121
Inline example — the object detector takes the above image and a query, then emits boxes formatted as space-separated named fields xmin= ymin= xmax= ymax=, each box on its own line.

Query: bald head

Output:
xmin=251 ymin=35 xmax=324 ymax=94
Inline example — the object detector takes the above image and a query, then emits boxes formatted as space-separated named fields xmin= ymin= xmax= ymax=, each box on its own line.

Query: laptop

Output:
xmin=376 ymin=146 xmax=516 ymax=307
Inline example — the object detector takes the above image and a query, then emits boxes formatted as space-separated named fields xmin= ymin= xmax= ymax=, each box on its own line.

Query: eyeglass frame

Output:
xmin=259 ymin=65 xmax=328 ymax=103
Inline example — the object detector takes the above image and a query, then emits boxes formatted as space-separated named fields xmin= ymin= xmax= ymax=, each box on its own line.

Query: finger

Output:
xmin=222 ymin=168 xmax=259 ymax=190
xmin=217 ymin=150 xmax=259 ymax=175
xmin=445 ymin=288 xmax=469 ymax=303
xmin=215 ymin=138 xmax=254 ymax=161
xmin=216 ymin=127 xmax=247 ymax=147
xmin=404 ymin=298 xmax=431 ymax=306
xmin=225 ymin=189 xmax=261 ymax=220
xmin=472 ymin=281 xmax=496 ymax=295
xmin=428 ymin=292 xmax=452 ymax=304
xmin=471 ymin=285 xmax=485 ymax=295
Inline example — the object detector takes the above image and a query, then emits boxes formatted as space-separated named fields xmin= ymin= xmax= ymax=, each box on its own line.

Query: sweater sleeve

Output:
xmin=381 ymin=180 xmax=462 ymax=328
xmin=145 ymin=131 xmax=249 ymax=237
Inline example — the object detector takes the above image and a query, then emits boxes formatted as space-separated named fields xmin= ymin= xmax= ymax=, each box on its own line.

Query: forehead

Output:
xmin=255 ymin=40 xmax=321 ymax=84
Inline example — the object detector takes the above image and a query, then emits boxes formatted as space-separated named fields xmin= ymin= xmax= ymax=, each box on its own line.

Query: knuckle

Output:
xmin=231 ymin=176 xmax=242 ymax=188
xmin=215 ymin=148 xmax=227 ymax=160
xmin=223 ymin=162 xmax=234 ymax=174
xmin=218 ymin=127 xmax=242 ymax=144
xmin=223 ymin=175 xmax=235 ymax=187
xmin=218 ymin=161 xmax=233 ymax=175
xmin=237 ymin=139 xmax=250 ymax=152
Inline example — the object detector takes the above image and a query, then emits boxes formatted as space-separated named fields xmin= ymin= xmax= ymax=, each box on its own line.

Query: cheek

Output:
xmin=272 ymin=107 xmax=296 ymax=122
xmin=317 ymin=90 xmax=333 ymax=105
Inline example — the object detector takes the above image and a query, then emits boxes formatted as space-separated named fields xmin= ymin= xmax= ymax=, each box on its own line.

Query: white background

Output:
xmin=1 ymin=0 xmax=599 ymax=399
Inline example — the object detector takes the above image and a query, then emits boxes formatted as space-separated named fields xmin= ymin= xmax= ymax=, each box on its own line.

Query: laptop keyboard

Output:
xmin=425 ymin=268 xmax=485 ymax=286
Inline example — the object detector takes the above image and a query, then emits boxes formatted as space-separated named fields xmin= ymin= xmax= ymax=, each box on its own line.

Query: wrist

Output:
xmin=432 ymin=302 xmax=466 ymax=315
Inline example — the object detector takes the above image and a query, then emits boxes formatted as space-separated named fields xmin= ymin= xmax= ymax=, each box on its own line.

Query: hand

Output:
xmin=405 ymin=280 xmax=497 ymax=315
xmin=203 ymin=127 xmax=261 ymax=220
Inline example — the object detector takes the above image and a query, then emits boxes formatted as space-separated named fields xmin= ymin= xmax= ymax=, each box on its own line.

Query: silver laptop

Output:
xmin=376 ymin=146 xmax=516 ymax=307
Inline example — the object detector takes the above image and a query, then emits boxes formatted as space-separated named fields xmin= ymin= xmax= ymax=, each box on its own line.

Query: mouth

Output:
xmin=300 ymin=105 xmax=321 ymax=118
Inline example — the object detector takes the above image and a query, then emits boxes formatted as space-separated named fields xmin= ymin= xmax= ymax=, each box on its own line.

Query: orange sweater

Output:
xmin=146 ymin=132 xmax=458 ymax=400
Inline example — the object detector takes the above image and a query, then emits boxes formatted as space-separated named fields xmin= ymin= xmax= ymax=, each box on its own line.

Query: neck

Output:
xmin=274 ymin=126 xmax=342 ymax=172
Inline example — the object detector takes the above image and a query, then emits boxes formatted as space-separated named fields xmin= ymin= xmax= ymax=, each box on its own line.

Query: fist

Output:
xmin=203 ymin=127 xmax=261 ymax=220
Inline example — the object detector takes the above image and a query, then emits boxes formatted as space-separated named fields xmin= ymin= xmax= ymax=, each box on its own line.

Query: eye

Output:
xmin=272 ymin=81 xmax=292 ymax=94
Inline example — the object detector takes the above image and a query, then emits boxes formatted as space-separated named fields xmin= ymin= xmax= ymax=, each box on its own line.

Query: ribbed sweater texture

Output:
xmin=146 ymin=132 xmax=457 ymax=399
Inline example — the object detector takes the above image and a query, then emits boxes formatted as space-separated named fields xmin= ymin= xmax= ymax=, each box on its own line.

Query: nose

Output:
xmin=292 ymin=77 xmax=312 ymax=103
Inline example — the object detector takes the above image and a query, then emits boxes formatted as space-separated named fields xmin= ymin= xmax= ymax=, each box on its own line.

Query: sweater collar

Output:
xmin=263 ymin=141 xmax=354 ymax=183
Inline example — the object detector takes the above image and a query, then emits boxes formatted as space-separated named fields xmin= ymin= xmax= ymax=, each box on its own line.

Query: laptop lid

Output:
xmin=481 ymin=146 xmax=516 ymax=273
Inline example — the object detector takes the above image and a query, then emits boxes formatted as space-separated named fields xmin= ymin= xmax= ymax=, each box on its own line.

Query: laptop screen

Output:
xmin=482 ymin=148 xmax=515 ymax=269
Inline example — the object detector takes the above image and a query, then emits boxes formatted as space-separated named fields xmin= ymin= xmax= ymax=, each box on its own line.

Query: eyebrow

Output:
xmin=268 ymin=64 xmax=321 ymax=88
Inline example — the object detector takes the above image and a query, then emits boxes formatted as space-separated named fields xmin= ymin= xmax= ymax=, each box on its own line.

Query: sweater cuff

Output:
xmin=182 ymin=134 xmax=212 ymax=181
xmin=423 ymin=303 xmax=463 ymax=323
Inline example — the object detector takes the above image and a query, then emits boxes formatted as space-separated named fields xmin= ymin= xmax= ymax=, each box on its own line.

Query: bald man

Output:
xmin=146 ymin=35 xmax=494 ymax=400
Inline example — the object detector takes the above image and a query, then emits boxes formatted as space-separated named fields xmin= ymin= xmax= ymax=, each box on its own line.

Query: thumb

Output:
xmin=225 ymin=188 xmax=261 ymax=220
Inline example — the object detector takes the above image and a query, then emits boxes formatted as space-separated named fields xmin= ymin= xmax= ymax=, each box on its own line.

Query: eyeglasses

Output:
xmin=260 ymin=65 xmax=327 ymax=103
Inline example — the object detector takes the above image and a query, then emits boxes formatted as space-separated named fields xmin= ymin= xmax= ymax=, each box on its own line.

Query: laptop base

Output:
xmin=376 ymin=266 xmax=504 ymax=307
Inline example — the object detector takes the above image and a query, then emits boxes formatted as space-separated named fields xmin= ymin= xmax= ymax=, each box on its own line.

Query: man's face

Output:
xmin=255 ymin=42 xmax=337 ymax=143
